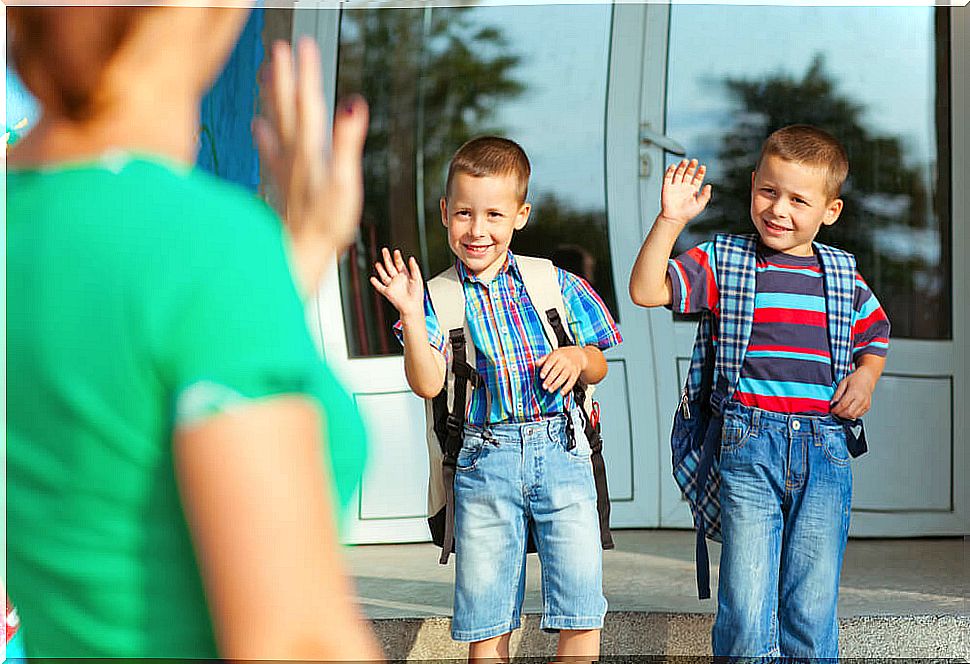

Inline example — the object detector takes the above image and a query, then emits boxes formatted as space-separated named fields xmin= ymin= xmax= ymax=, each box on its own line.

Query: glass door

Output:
xmin=303 ymin=3 xmax=663 ymax=544
xmin=644 ymin=5 xmax=969 ymax=536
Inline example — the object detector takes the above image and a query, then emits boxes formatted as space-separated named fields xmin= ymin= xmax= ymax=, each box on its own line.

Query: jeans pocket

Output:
xmin=819 ymin=429 xmax=851 ymax=466
xmin=457 ymin=434 xmax=485 ymax=472
xmin=720 ymin=420 xmax=753 ymax=453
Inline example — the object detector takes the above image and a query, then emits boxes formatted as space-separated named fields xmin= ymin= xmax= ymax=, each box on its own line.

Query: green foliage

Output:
xmin=693 ymin=54 xmax=948 ymax=338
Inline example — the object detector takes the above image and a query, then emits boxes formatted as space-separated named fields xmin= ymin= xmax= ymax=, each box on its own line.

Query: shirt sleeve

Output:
xmin=393 ymin=290 xmax=448 ymax=358
xmin=158 ymin=199 xmax=326 ymax=427
xmin=851 ymin=271 xmax=890 ymax=361
xmin=557 ymin=268 xmax=622 ymax=350
xmin=666 ymin=241 xmax=719 ymax=314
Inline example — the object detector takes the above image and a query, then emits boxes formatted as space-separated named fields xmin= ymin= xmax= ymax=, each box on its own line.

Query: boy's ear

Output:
xmin=823 ymin=198 xmax=844 ymax=226
xmin=440 ymin=197 xmax=449 ymax=227
xmin=514 ymin=202 xmax=531 ymax=231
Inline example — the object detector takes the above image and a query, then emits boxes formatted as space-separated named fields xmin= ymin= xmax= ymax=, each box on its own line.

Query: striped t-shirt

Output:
xmin=668 ymin=241 xmax=890 ymax=414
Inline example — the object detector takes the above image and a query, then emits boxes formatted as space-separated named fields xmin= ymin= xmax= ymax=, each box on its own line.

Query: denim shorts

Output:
xmin=451 ymin=408 xmax=607 ymax=642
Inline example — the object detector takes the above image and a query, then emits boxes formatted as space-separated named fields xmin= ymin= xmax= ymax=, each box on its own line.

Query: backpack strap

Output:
xmin=711 ymin=233 xmax=758 ymax=413
xmin=814 ymin=242 xmax=857 ymax=385
xmin=516 ymin=255 xmax=614 ymax=550
xmin=426 ymin=266 xmax=480 ymax=564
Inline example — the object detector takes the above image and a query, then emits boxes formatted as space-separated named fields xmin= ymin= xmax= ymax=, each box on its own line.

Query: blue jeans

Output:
xmin=713 ymin=402 xmax=852 ymax=658
xmin=451 ymin=409 xmax=606 ymax=642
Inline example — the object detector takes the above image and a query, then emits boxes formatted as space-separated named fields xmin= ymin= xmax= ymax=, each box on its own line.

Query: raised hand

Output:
xmin=253 ymin=38 xmax=369 ymax=295
xmin=659 ymin=158 xmax=712 ymax=227
xmin=369 ymin=248 xmax=425 ymax=318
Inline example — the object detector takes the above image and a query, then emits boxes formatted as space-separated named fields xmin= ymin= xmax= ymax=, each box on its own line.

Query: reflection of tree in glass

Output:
xmin=514 ymin=195 xmax=618 ymax=320
xmin=336 ymin=8 xmax=525 ymax=356
xmin=688 ymin=55 xmax=948 ymax=339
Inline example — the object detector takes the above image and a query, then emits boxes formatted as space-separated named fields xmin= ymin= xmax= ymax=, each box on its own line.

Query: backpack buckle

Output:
xmin=446 ymin=414 xmax=463 ymax=436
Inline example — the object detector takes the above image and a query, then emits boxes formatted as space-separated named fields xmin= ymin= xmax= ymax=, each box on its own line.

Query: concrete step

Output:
xmin=371 ymin=613 xmax=970 ymax=660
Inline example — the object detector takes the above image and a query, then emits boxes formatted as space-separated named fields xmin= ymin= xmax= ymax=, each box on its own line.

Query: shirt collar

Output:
xmin=454 ymin=250 xmax=520 ymax=284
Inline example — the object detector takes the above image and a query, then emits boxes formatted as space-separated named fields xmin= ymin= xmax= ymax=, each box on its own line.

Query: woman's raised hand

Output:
xmin=254 ymin=37 xmax=369 ymax=295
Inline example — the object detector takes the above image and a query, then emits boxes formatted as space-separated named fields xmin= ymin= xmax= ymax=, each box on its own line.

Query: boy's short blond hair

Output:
xmin=446 ymin=136 xmax=531 ymax=204
xmin=757 ymin=125 xmax=849 ymax=200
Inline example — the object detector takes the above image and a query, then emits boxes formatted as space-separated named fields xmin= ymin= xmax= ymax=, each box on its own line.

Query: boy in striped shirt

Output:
xmin=372 ymin=137 xmax=621 ymax=661
xmin=630 ymin=125 xmax=889 ymax=658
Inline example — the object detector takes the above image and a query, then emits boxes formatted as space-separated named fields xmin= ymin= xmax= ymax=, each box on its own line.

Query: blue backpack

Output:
xmin=671 ymin=233 xmax=867 ymax=599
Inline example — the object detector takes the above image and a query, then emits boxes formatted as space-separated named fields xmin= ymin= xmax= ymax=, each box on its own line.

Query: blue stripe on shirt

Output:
xmin=754 ymin=292 xmax=826 ymax=312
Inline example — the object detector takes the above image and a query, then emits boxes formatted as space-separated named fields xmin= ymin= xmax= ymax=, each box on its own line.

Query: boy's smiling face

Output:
xmin=441 ymin=172 xmax=531 ymax=281
xmin=750 ymin=155 xmax=844 ymax=256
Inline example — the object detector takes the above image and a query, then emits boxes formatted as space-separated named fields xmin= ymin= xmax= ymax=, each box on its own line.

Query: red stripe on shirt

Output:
xmin=753 ymin=308 xmax=826 ymax=326
xmin=762 ymin=260 xmax=822 ymax=273
xmin=853 ymin=309 xmax=889 ymax=337
xmin=735 ymin=391 xmax=831 ymax=414
xmin=746 ymin=344 xmax=830 ymax=358
xmin=685 ymin=246 xmax=718 ymax=310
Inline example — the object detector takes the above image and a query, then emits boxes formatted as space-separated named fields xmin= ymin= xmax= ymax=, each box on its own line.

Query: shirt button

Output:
xmin=792 ymin=420 xmax=801 ymax=431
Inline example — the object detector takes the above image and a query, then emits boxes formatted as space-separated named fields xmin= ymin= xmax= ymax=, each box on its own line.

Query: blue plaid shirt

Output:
xmin=395 ymin=252 xmax=622 ymax=425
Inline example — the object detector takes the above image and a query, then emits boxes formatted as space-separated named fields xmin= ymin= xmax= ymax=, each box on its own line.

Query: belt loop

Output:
xmin=751 ymin=408 xmax=761 ymax=433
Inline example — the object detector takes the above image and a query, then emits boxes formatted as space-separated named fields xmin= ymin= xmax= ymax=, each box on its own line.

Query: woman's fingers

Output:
xmin=331 ymin=95 xmax=369 ymax=195
xmin=270 ymin=40 xmax=296 ymax=150
xmin=295 ymin=37 xmax=324 ymax=162
xmin=252 ymin=117 xmax=282 ymax=184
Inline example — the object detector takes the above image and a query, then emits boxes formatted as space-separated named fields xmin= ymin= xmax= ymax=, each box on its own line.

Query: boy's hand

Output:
xmin=831 ymin=366 xmax=879 ymax=420
xmin=659 ymin=158 xmax=712 ymax=227
xmin=536 ymin=347 xmax=588 ymax=397
xmin=370 ymin=248 xmax=425 ymax=318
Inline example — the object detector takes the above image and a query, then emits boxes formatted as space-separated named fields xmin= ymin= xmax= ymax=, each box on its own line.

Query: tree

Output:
xmin=336 ymin=7 xmax=526 ymax=356
xmin=691 ymin=54 xmax=947 ymax=338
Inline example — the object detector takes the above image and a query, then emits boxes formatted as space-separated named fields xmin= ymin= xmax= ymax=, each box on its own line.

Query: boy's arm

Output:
xmin=831 ymin=354 xmax=885 ymax=420
xmin=581 ymin=346 xmax=607 ymax=385
xmin=370 ymin=248 xmax=446 ymax=399
xmin=629 ymin=159 xmax=712 ymax=307
xmin=400 ymin=313 xmax=447 ymax=399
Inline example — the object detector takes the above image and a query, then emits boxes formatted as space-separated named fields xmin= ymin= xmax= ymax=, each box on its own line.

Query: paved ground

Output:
xmin=347 ymin=529 xmax=969 ymax=620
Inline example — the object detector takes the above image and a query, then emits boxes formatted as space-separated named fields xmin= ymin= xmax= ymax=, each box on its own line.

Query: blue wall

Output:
xmin=197 ymin=8 xmax=265 ymax=192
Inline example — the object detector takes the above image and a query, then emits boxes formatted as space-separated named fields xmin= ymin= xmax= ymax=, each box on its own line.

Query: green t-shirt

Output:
xmin=6 ymin=154 xmax=368 ymax=657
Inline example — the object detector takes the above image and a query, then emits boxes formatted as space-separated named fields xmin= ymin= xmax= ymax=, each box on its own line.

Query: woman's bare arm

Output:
xmin=174 ymin=396 xmax=383 ymax=661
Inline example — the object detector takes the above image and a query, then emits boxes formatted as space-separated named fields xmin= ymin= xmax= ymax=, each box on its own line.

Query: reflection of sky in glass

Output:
xmin=665 ymin=6 xmax=936 ymax=174
xmin=6 ymin=64 xmax=40 ymax=139
xmin=463 ymin=4 xmax=612 ymax=212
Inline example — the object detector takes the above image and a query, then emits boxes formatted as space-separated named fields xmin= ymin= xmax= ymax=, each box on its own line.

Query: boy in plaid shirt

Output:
xmin=630 ymin=125 xmax=889 ymax=658
xmin=372 ymin=136 xmax=621 ymax=661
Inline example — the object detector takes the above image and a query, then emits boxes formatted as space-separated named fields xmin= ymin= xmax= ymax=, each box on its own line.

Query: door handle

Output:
xmin=639 ymin=124 xmax=687 ymax=156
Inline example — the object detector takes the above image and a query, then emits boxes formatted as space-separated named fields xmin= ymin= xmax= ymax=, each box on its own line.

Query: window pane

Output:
xmin=666 ymin=7 xmax=951 ymax=340
xmin=336 ymin=5 xmax=618 ymax=357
